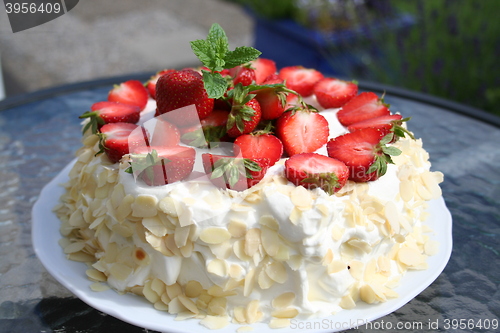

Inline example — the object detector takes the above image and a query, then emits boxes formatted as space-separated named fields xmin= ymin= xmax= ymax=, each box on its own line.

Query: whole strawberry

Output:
xmin=226 ymin=85 xmax=262 ymax=138
xmin=156 ymin=69 xmax=214 ymax=126
xmin=97 ymin=123 xmax=147 ymax=163
xmin=108 ymin=80 xmax=149 ymax=111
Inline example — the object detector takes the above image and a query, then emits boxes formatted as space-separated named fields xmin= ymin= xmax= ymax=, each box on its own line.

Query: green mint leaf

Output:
xmin=190 ymin=39 xmax=214 ymax=68
xmin=202 ymin=71 xmax=228 ymax=99
xmin=224 ymin=46 xmax=261 ymax=69
xmin=207 ymin=23 xmax=229 ymax=62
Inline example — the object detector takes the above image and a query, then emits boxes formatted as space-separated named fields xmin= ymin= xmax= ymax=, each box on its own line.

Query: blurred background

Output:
xmin=1 ymin=0 xmax=499 ymax=116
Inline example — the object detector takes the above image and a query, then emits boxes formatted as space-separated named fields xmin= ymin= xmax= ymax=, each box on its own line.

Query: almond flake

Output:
xmin=243 ymin=268 xmax=256 ymax=297
xmin=109 ymin=263 xmax=132 ymax=281
xmin=261 ymin=226 xmax=280 ymax=257
xmin=207 ymin=297 xmax=227 ymax=316
xmin=269 ymin=318 xmax=291 ymax=329
xmin=228 ymin=219 xmax=247 ymax=238
xmin=245 ymin=300 xmax=260 ymax=324
xmin=272 ymin=292 xmax=296 ymax=309
xmin=142 ymin=216 xmax=168 ymax=237
xmin=257 ymin=269 xmax=274 ymax=289
xmin=90 ymin=282 xmax=110 ymax=292
xmin=185 ymin=280 xmax=204 ymax=298
xmin=397 ymin=247 xmax=425 ymax=267
xmin=348 ymin=260 xmax=364 ymax=280
xmin=229 ymin=264 xmax=243 ymax=279
xmin=271 ymin=307 xmax=298 ymax=318
xmin=143 ymin=281 xmax=160 ymax=304
xmin=233 ymin=240 xmax=251 ymax=261
xmin=328 ymin=260 xmax=347 ymax=274
xmin=244 ymin=228 xmax=261 ymax=256
xmin=207 ymin=259 xmax=228 ymax=277
xmin=153 ymin=301 xmax=169 ymax=311
xmin=178 ymin=294 xmax=200 ymax=314
xmin=259 ymin=215 xmax=280 ymax=231
xmin=199 ymin=227 xmax=231 ymax=244
xmin=132 ymin=195 xmax=158 ymax=218
xmin=287 ymin=255 xmax=303 ymax=271
xmin=168 ymin=297 xmax=188 ymax=314
xmin=385 ymin=202 xmax=400 ymax=235
xmin=64 ymin=241 xmax=86 ymax=254
xmin=237 ymin=326 xmax=254 ymax=332
xmin=158 ymin=197 xmax=180 ymax=217
xmin=207 ymin=285 xmax=237 ymax=297
xmin=266 ymin=261 xmax=288 ymax=284
xmin=151 ymin=278 xmax=166 ymax=296
xmin=233 ymin=306 xmax=247 ymax=323
xmin=290 ymin=186 xmax=313 ymax=210
xmin=400 ymin=180 xmax=414 ymax=202
xmin=174 ymin=225 xmax=191 ymax=248
xmin=424 ymin=240 xmax=439 ymax=256
xmin=86 ymin=268 xmax=107 ymax=282
xmin=359 ymin=284 xmax=376 ymax=304
xmin=339 ymin=294 xmax=356 ymax=309
xmin=166 ymin=283 xmax=183 ymax=300
xmin=200 ymin=315 xmax=230 ymax=330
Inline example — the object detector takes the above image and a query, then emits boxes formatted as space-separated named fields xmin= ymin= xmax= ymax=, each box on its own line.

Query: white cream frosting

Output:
xmin=55 ymin=97 xmax=444 ymax=329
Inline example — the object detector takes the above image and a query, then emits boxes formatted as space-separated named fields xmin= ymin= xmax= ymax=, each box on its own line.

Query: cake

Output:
xmin=54 ymin=24 xmax=444 ymax=330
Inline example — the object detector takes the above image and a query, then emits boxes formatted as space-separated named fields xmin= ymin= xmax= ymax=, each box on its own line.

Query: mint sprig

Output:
xmin=190 ymin=23 xmax=261 ymax=99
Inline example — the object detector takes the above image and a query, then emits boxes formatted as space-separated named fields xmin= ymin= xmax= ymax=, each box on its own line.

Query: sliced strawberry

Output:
xmin=232 ymin=66 xmax=256 ymax=86
xmin=276 ymin=107 xmax=329 ymax=156
xmin=146 ymin=69 xmax=175 ymax=99
xmin=251 ymin=58 xmax=277 ymax=84
xmin=278 ymin=66 xmax=324 ymax=97
xmin=156 ymin=69 xmax=214 ymax=126
xmin=285 ymin=153 xmax=349 ymax=194
xmin=337 ymin=92 xmax=390 ymax=126
xmin=234 ymin=133 xmax=283 ymax=164
xmin=127 ymin=146 xmax=195 ymax=186
xmin=108 ymin=80 xmax=149 ymax=110
xmin=180 ymin=109 xmax=230 ymax=148
xmin=326 ymin=128 xmax=401 ymax=182
xmin=80 ymin=101 xmax=141 ymax=134
xmin=97 ymin=123 xmax=146 ymax=163
xmin=313 ymin=78 xmax=358 ymax=109
xmin=148 ymin=118 xmax=181 ymax=147
xmin=202 ymin=154 xmax=271 ymax=191
xmin=262 ymin=74 xmax=283 ymax=85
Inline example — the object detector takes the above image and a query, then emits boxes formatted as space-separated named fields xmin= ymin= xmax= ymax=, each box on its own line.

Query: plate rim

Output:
xmin=32 ymin=159 xmax=453 ymax=333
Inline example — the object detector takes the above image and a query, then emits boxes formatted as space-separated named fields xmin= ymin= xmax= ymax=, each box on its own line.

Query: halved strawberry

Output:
xmin=326 ymin=128 xmax=401 ymax=182
xmin=146 ymin=69 xmax=175 ymax=99
xmin=156 ymin=69 xmax=214 ymax=126
xmin=313 ymin=78 xmax=358 ymax=109
xmin=285 ymin=153 xmax=349 ymax=194
xmin=80 ymin=101 xmax=141 ymax=134
xmin=278 ymin=66 xmax=324 ymax=97
xmin=126 ymin=146 xmax=196 ymax=186
xmin=97 ymin=123 xmax=146 ymax=163
xmin=180 ymin=109 xmax=230 ymax=148
xmin=202 ymin=154 xmax=271 ymax=191
xmin=276 ymin=107 xmax=329 ymax=156
xmin=251 ymin=58 xmax=277 ymax=84
xmin=147 ymin=118 xmax=181 ymax=147
xmin=234 ymin=133 xmax=284 ymax=165
xmin=347 ymin=114 xmax=415 ymax=142
xmin=108 ymin=80 xmax=149 ymax=110
xmin=337 ymin=92 xmax=390 ymax=126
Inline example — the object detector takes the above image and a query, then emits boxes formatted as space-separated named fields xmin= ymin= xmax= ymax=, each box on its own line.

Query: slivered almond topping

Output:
xmin=385 ymin=202 xmax=400 ymax=235
xmin=185 ymin=280 xmax=204 ymax=298
xmin=397 ymin=246 xmax=425 ymax=267
xmin=158 ymin=197 xmax=180 ymax=217
xmin=166 ymin=283 xmax=183 ymax=300
xmin=328 ymin=260 xmax=347 ymax=274
xmin=90 ymin=282 xmax=110 ymax=292
xmin=210 ymin=242 xmax=232 ymax=259
xmin=64 ymin=241 xmax=86 ymax=254
xmin=131 ymin=194 xmax=158 ymax=218
xmin=269 ymin=318 xmax=291 ymax=329
xmin=174 ymin=225 xmax=190 ymax=248
xmin=261 ymin=226 xmax=280 ymax=257
xmin=168 ymin=297 xmax=188 ymax=314
xmin=359 ymin=284 xmax=376 ymax=304
xmin=233 ymin=306 xmax=247 ymax=323
xmin=245 ymin=300 xmax=260 ymax=324
xmin=257 ymin=269 xmax=274 ymax=289
xmin=142 ymin=216 xmax=168 ymax=237
xmin=200 ymin=315 xmax=230 ymax=330
xmin=339 ymin=294 xmax=356 ymax=309
xmin=244 ymin=228 xmax=261 ymax=256
xmin=272 ymin=292 xmax=296 ymax=309
xmin=243 ymin=268 xmax=256 ymax=297
xmin=86 ymin=268 xmax=107 ymax=282
xmin=322 ymin=248 xmax=334 ymax=265
xmin=207 ymin=285 xmax=237 ymax=297
xmin=143 ymin=281 xmax=160 ymax=304
xmin=161 ymin=292 xmax=171 ymax=305
xmin=424 ymin=240 xmax=439 ymax=256
xmin=109 ymin=263 xmax=132 ymax=281
xmin=233 ymin=240 xmax=251 ymax=261
xmin=271 ymin=307 xmax=299 ymax=318
xmin=199 ymin=227 xmax=231 ymax=244
xmin=207 ymin=259 xmax=228 ymax=277
xmin=228 ymin=219 xmax=247 ymax=238
xmin=207 ymin=297 xmax=227 ymax=316
xmin=178 ymin=294 xmax=200 ymax=314
xmin=229 ymin=264 xmax=243 ymax=279
xmin=290 ymin=186 xmax=313 ymax=210
xmin=153 ymin=301 xmax=169 ymax=311
xmin=151 ymin=278 xmax=166 ymax=296
xmin=266 ymin=261 xmax=288 ymax=284
xmin=400 ymin=180 xmax=414 ymax=202
xmin=287 ymin=255 xmax=303 ymax=271
xmin=259 ymin=215 xmax=280 ymax=230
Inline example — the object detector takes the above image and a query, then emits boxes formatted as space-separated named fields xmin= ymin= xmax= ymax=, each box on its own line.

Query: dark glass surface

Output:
xmin=0 ymin=77 xmax=498 ymax=333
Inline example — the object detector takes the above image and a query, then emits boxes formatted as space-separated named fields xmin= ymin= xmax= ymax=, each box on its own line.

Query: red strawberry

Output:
xmin=285 ymin=153 xmax=349 ymax=194
xmin=156 ymin=69 xmax=214 ymax=126
xmin=262 ymin=74 xmax=283 ymax=85
xmin=278 ymin=66 xmax=324 ymax=97
xmin=108 ymin=80 xmax=149 ymax=110
xmin=254 ymin=85 xmax=289 ymax=120
xmin=251 ymin=58 xmax=277 ymax=84
xmin=234 ymin=133 xmax=284 ymax=165
xmin=147 ymin=118 xmax=181 ymax=147
xmin=337 ymin=92 xmax=390 ymax=126
xmin=326 ymin=128 xmax=401 ymax=182
xmin=226 ymin=96 xmax=262 ymax=138
xmin=276 ymin=107 xmax=329 ymax=156
xmin=97 ymin=123 xmax=146 ymax=163
xmin=146 ymin=69 xmax=175 ymax=99
xmin=202 ymin=154 xmax=271 ymax=191
xmin=127 ymin=146 xmax=196 ymax=186
xmin=180 ymin=109 xmax=230 ymax=148
xmin=80 ymin=101 xmax=141 ymax=134
xmin=232 ymin=66 xmax=256 ymax=86
xmin=313 ymin=78 xmax=358 ymax=109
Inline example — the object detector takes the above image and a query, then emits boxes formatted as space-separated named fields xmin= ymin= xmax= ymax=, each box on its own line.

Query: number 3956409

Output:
xmin=5 ymin=2 xmax=62 ymax=14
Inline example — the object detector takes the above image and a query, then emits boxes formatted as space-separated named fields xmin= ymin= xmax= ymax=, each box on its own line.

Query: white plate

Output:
xmin=32 ymin=160 xmax=453 ymax=333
